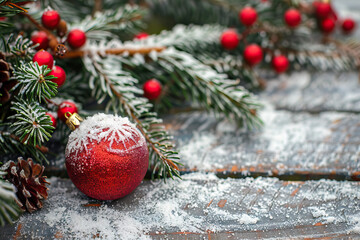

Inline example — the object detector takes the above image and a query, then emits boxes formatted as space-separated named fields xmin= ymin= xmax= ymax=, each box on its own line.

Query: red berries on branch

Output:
xmin=284 ymin=9 xmax=302 ymax=28
xmin=342 ymin=18 xmax=356 ymax=34
xmin=32 ymin=50 xmax=54 ymax=69
xmin=244 ymin=44 xmax=263 ymax=66
xmin=321 ymin=17 xmax=336 ymax=34
xmin=220 ymin=30 xmax=240 ymax=50
xmin=48 ymin=66 xmax=66 ymax=88
xmin=272 ymin=55 xmax=289 ymax=73
xmin=143 ymin=79 xmax=162 ymax=100
xmin=31 ymin=31 xmax=49 ymax=50
xmin=41 ymin=10 xmax=61 ymax=29
xmin=135 ymin=32 xmax=149 ymax=40
xmin=57 ymin=101 xmax=78 ymax=122
xmin=67 ymin=29 xmax=87 ymax=49
xmin=239 ymin=7 xmax=257 ymax=27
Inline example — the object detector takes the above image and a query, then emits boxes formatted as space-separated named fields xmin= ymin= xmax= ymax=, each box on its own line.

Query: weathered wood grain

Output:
xmin=3 ymin=176 xmax=360 ymax=239
xmin=262 ymin=72 xmax=360 ymax=113
xmin=163 ymin=109 xmax=360 ymax=180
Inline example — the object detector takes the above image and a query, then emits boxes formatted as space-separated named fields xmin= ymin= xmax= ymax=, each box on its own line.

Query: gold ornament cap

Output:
xmin=65 ymin=112 xmax=83 ymax=131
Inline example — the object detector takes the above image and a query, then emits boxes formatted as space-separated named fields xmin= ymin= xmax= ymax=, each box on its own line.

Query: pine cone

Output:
xmin=4 ymin=157 xmax=50 ymax=213
xmin=0 ymin=52 xmax=17 ymax=103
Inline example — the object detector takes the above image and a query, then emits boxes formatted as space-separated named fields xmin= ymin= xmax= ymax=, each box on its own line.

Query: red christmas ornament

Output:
xmin=57 ymin=101 xmax=78 ymax=122
xmin=46 ymin=113 xmax=57 ymax=128
xmin=67 ymin=29 xmax=87 ymax=49
xmin=48 ymin=66 xmax=66 ymax=88
xmin=272 ymin=55 xmax=289 ymax=73
xmin=65 ymin=113 xmax=149 ymax=200
xmin=0 ymin=17 xmax=7 ymax=21
xmin=220 ymin=30 xmax=240 ymax=50
xmin=135 ymin=32 xmax=149 ymax=40
xmin=32 ymin=50 xmax=54 ymax=69
xmin=31 ymin=31 xmax=49 ymax=50
xmin=41 ymin=10 xmax=61 ymax=29
xmin=321 ymin=17 xmax=336 ymax=34
xmin=239 ymin=7 xmax=257 ymax=27
xmin=243 ymin=44 xmax=263 ymax=66
xmin=315 ymin=2 xmax=331 ymax=19
xmin=143 ymin=79 xmax=162 ymax=100
xmin=342 ymin=18 xmax=356 ymax=34
xmin=284 ymin=9 xmax=302 ymax=28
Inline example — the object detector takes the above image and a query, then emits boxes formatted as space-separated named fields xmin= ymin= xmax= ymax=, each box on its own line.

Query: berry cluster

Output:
xmin=32 ymin=9 xmax=87 ymax=53
xmin=220 ymin=2 xmax=356 ymax=74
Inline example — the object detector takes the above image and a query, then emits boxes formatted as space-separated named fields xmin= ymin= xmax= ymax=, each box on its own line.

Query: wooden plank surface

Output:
xmin=3 ymin=175 xmax=360 ymax=239
xmin=262 ymin=72 xmax=360 ymax=113
xmin=164 ymin=108 xmax=360 ymax=180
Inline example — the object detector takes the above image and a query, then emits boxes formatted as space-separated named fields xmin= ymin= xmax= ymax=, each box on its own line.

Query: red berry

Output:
xmin=32 ymin=50 xmax=54 ymax=69
xmin=31 ymin=31 xmax=49 ymax=50
xmin=342 ymin=18 xmax=356 ymax=34
xmin=143 ymin=79 xmax=162 ymax=100
xmin=220 ymin=30 xmax=240 ymax=50
xmin=57 ymin=101 xmax=78 ymax=122
xmin=272 ymin=55 xmax=289 ymax=73
xmin=284 ymin=9 xmax=302 ymax=28
xmin=321 ymin=17 xmax=335 ymax=34
xmin=41 ymin=10 xmax=61 ymax=29
xmin=48 ymin=66 xmax=66 ymax=88
xmin=243 ymin=44 xmax=263 ymax=66
xmin=0 ymin=17 xmax=7 ymax=21
xmin=239 ymin=7 xmax=258 ymax=27
xmin=135 ymin=32 xmax=149 ymax=40
xmin=46 ymin=112 xmax=57 ymax=128
xmin=67 ymin=29 xmax=87 ymax=49
xmin=315 ymin=2 xmax=331 ymax=19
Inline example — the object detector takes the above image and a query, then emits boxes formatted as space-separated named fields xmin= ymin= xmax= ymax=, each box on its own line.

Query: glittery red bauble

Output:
xmin=135 ymin=32 xmax=149 ymax=40
xmin=321 ymin=18 xmax=335 ymax=34
xmin=272 ymin=55 xmax=289 ymax=73
xmin=284 ymin=9 xmax=302 ymax=28
xmin=57 ymin=101 xmax=78 ymax=122
xmin=342 ymin=18 xmax=356 ymax=34
xmin=243 ymin=44 xmax=263 ymax=66
xmin=41 ymin=10 xmax=61 ymax=29
xmin=32 ymin=50 xmax=54 ymax=69
xmin=31 ymin=31 xmax=49 ymax=50
xmin=67 ymin=29 xmax=87 ymax=49
xmin=46 ymin=112 xmax=57 ymax=128
xmin=143 ymin=79 xmax=162 ymax=100
xmin=239 ymin=7 xmax=257 ymax=27
xmin=315 ymin=2 xmax=331 ymax=19
xmin=65 ymin=114 xmax=149 ymax=200
xmin=220 ymin=30 xmax=240 ymax=50
xmin=48 ymin=66 xmax=66 ymax=88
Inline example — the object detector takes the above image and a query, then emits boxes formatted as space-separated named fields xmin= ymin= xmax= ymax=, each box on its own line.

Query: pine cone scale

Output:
xmin=4 ymin=157 xmax=49 ymax=213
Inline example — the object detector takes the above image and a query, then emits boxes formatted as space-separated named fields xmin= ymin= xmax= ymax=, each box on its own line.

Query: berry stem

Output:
xmin=21 ymin=12 xmax=59 ymax=50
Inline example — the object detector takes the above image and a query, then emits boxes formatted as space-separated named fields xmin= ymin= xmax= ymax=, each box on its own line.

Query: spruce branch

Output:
xmin=9 ymin=98 xmax=54 ymax=147
xmin=71 ymin=5 xmax=146 ymax=39
xmin=1 ymin=34 xmax=35 ymax=65
xmin=0 ymin=168 xmax=21 ymax=226
xmin=13 ymin=62 xmax=58 ymax=103
xmin=83 ymin=54 xmax=181 ymax=180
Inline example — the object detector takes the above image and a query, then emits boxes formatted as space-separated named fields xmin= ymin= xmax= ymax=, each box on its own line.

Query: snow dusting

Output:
xmin=12 ymin=175 xmax=360 ymax=239
xmin=66 ymin=113 xmax=145 ymax=155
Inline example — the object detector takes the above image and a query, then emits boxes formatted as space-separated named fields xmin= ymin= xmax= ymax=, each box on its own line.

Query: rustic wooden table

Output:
xmin=2 ymin=1 xmax=360 ymax=239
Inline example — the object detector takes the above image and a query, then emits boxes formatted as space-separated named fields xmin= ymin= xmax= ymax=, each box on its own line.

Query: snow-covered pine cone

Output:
xmin=4 ymin=157 xmax=50 ymax=213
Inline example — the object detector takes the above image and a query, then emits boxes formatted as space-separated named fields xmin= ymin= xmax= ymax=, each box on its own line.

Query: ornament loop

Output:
xmin=65 ymin=112 xmax=83 ymax=131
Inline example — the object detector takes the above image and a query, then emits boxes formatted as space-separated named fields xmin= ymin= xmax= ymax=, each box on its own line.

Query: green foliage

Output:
xmin=0 ymin=167 xmax=21 ymax=226
xmin=0 ymin=0 xmax=32 ymax=34
xmin=9 ymin=98 xmax=54 ymax=147
xmin=83 ymin=54 xmax=181 ymax=179
xmin=1 ymin=34 xmax=35 ymax=65
xmin=13 ymin=62 xmax=58 ymax=103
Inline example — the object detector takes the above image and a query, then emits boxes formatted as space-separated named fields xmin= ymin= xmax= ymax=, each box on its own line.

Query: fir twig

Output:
xmin=84 ymin=54 xmax=181 ymax=179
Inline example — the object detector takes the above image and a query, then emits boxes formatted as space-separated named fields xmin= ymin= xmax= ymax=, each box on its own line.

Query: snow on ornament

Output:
xmin=65 ymin=113 xmax=149 ymax=200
